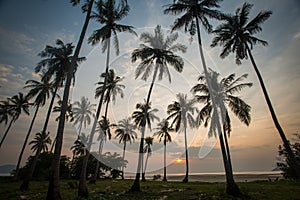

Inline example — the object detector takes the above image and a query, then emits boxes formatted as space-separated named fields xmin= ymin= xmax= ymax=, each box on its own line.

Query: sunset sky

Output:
xmin=0 ymin=0 xmax=300 ymax=174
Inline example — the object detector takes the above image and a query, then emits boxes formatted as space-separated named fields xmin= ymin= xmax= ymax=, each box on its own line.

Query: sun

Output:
xmin=175 ymin=158 xmax=184 ymax=164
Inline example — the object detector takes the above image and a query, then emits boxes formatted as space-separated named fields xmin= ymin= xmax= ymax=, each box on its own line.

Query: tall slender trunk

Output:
xmin=182 ymin=126 xmax=189 ymax=183
xmin=162 ymin=137 xmax=167 ymax=182
xmin=195 ymin=17 xmax=240 ymax=195
xmin=20 ymin=145 xmax=43 ymax=190
xmin=14 ymin=105 xmax=40 ymax=180
xmin=44 ymin=85 xmax=59 ymax=136
xmin=130 ymin=63 xmax=159 ymax=192
xmin=142 ymin=151 xmax=150 ymax=181
xmin=246 ymin=45 xmax=300 ymax=178
xmin=121 ymin=141 xmax=126 ymax=179
xmin=0 ymin=117 xmax=14 ymax=148
xmin=223 ymin=125 xmax=233 ymax=173
xmin=47 ymin=1 xmax=94 ymax=199
xmin=78 ymin=37 xmax=111 ymax=198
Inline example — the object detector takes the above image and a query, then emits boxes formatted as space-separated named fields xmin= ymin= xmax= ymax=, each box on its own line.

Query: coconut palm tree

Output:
xmin=130 ymin=25 xmax=186 ymax=191
xmin=90 ymin=116 xmax=115 ymax=182
xmin=71 ymin=134 xmax=89 ymax=158
xmin=154 ymin=119 xmax=173 ymax=181
xmin=78 ymin=1 xmax=136 ymax=197
xmin=211 ymin=2 xmax=300 ymax=179
xmin=20 ymin=131 xmax=52 ymax=190
xmin=115 ymin=117 xmax=137 ymax=179
xmin=46 ymin=1 xmax=94 ymax=198
xmin=0 ymin=100 xmax=14 ymax=145
xmin=73 ymin=97 xmax=95 ymax=137
xmin=142 ymin=136 xmax=154 ymax=181
xmin=95 ymin=69 xmax=125 ymax=117
xmin=53 ymin=100 xmax=74 ymax=123
xmin=167 ymin=93 xmax=196 ymax=183
xmin=0 ymin=93 xmax=31 ymax=148
xmin=191 ymin=69 xmax=252 ymax=184
xmin=164 ymin=0 xmax=243 ymax=195
xmin=14 ymin=77 xmax=54 ymax=180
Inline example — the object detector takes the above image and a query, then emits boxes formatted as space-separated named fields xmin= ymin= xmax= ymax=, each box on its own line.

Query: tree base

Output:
xmin=20 ymin=180 xmax=29 ymax=191
xmin=162 ymin=177 xmax=167 ymax=182
xmin=78 ymin=182 xmax=88 ymax=198
xmin=129 ymin=179 xmax=140 ymax=192
xmin=182 ymin=176 xmax=188 ymax=183
xmin=226 ymin=181 xmax=241 ymax=197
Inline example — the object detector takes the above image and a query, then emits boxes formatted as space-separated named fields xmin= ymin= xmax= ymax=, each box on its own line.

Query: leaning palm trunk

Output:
xmin=0 ymin=117 xmax=15 ymax=148
xmin=223 ymin=126 xmax=233 ymax=173
xmin=20 ymin=144 xmax=43 ymax=190
xmin=195 ymin=17 xmax=240 ymax=195
xmin=162 ymin=138 xmax=167 ymax=182
xmin=130 ymin=64 xmax=159 ymax=191
xmin=246 ymin=45 xmax=300 ymax=178
xmin=142 ymin=151 xmax=150 ymax=181
xmin=78 ymin=37 xmax=111 ymax=198
xmin=91 ymin=97 xmax=110 ymax=182
xmin=182 ymin=126 xmax=189 ymax=182
xmin=46 ymin=1 xmax=94 ymax=199
xmin=14 ymin=105 xmax=40 ymax=180
xmin=121 ymin=141 xmax=127 ymax=179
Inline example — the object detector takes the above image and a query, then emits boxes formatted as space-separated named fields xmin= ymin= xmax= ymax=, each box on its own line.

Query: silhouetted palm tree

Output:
xmin=0 ymin=93 xmax=30 ymax=148
xmin=130 ymin=25 xmax=186 ymax=191
xmin=142 ymin=136 xmax=153 ymax=181
xmin=46 ymin=1 xmax=94 ymax=198
xmin=71 ymin=133 xmax=89 ymax=157
xmin=73 ymin=97 xmax=95 ymax=137
xmin=15 ymin=76 xmax=53 ymax=180
xmin=78 ymin=0 xmax=136 ymax=196
xmin=211 ymin=2 xmax=300 ymax=178
xmin=53 ymin=100 xmax=74 ymax=122
xmin=191 ymin=69 xmax=252 ymax=186
xmin=115 ymin=117 xmax=137 ymax=179
xmin=167 ymin=93 xmax=196 ymax=183
xmin=20 ymin=131 xmax=52 ymax=190
xmin=154 ymin=119 xmax=173 ymax=181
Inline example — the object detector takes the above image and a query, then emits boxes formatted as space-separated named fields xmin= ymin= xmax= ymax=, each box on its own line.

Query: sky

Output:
xmin=0 ymin=0 xmax=300 ymax=174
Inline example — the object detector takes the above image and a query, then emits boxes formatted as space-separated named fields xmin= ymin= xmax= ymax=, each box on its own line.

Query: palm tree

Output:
xmin=154 ymin=119 xmax=173 ymax=181
xmin=0 ymin=93 xmax=31 ymax=148
xmin=73 ymin=96 xmax=95 ymax=137
xmin=164 ymin=0 xmax=243 ymax=195
xmin=14 ymin=76 xmax=53 ymax=180
xmin=90 ymin=116 xmax=114 ymax=182
xmin=115 ymin=117 xmax=137 ymax=179
xmin=191 ymin=69 xmax=252 ymax=188
xmin=71 ymin=133 xmax=89 ymax=158
xmin=211 ymin=2 xmax=300 ymax=179
xmin=47 ymin=0 xmax=94 ymax=198
xmin=0 ymin=100 xmax=14 ymax=146
xmin=142 ymin=136 xmax=154 ymax=181
xmin=95 ymin=69 xmax=125 ymax=117
xmin=130 ymin=25 xmax=186 ymax=191
xmin=20 ymin=131 xmax=52 ymax=190
xmin=167 ymin=93 xmax=196 ymax=183
xmin=78 ymin=0 xmax=136 ymax=197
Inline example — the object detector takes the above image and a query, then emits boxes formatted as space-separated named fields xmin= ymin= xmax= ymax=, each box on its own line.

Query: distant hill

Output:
xmin=0 ymin=164 xmax=16 ymax=174
xmin=272 ymin=166 xmax=282 ymax=171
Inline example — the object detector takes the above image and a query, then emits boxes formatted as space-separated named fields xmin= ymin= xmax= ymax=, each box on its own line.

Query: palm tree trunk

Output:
xmin=78 ymin=36 xmax=111 ymax=198
xmin=195 ymin=16 xmax=240 ymax=195
xmin=20 ymin=145 xmax=42 ymax=190
xmin=142 ymin=152 xmax=150 ymax=181
xmin=0 ymin=117 xmax=14 ymax=148
xmin=47 ymin=1 xmax=94 ymax=199
xmin=182 ymin=126 xmax=189 ymax=183
xmin=43 ymin=85 xmax=59 ymax=136
xmin=130 ymin=63 xmax=159 ymax=192
xmin=163 ymin=138 xmax=167 ymax=182
xmin=121 ymin=141 xmax=126 ymax=179
xmin=223 ymin=125 xmax=233 ymax=173
xmin=14 ymin=105 xmax=40 ymax=180
xmin=246 ymin=45 xmax=300 ymax=178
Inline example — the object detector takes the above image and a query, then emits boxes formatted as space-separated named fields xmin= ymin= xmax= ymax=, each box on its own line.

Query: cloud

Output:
xmin=293 ymin=32 xmax=300 ymax=39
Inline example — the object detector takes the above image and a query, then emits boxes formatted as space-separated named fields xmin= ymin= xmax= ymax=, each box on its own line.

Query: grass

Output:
xmin=0 ymin=177 xmax=299 ymax=200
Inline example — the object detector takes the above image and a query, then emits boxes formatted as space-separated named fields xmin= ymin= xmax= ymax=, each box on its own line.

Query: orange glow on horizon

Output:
xmin=175 ymin=158 xmax=184 ymax=164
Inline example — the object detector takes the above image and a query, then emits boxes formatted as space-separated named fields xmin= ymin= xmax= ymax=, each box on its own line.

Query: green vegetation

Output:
xmin=0 ymin=178 xmax=299 ymax=200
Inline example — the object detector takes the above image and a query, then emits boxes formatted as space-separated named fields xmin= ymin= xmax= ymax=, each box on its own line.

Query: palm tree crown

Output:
xmin=191 ymin=69 xmax=252 ymax=136
xmin=164 ymin=0 xmax=222 ymax=35
xmin=211 ymin=2 xmax=272 ymax=64
xmin=154 ymin=119 xmax=173 ymax=144
xmin=132 ymin=101 xmax=160 ymax=130
xmin=115 ymin=117 xmax=137 ymax=144
xmin=29 ymin=131 xmax=52 ymax=154
xmin=88 ymin=0 xmax=137 ymax=55
xmin=132 ymin=25 xmax=186 ymax=82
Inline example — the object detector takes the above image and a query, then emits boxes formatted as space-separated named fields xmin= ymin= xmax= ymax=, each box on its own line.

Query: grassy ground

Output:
xmin=0 ymin=177 xmax=299 ymax=200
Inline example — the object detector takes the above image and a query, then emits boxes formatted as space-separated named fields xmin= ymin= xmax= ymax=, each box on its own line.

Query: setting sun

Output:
xmin=175 ymin=158 xmax=184 ymax=164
